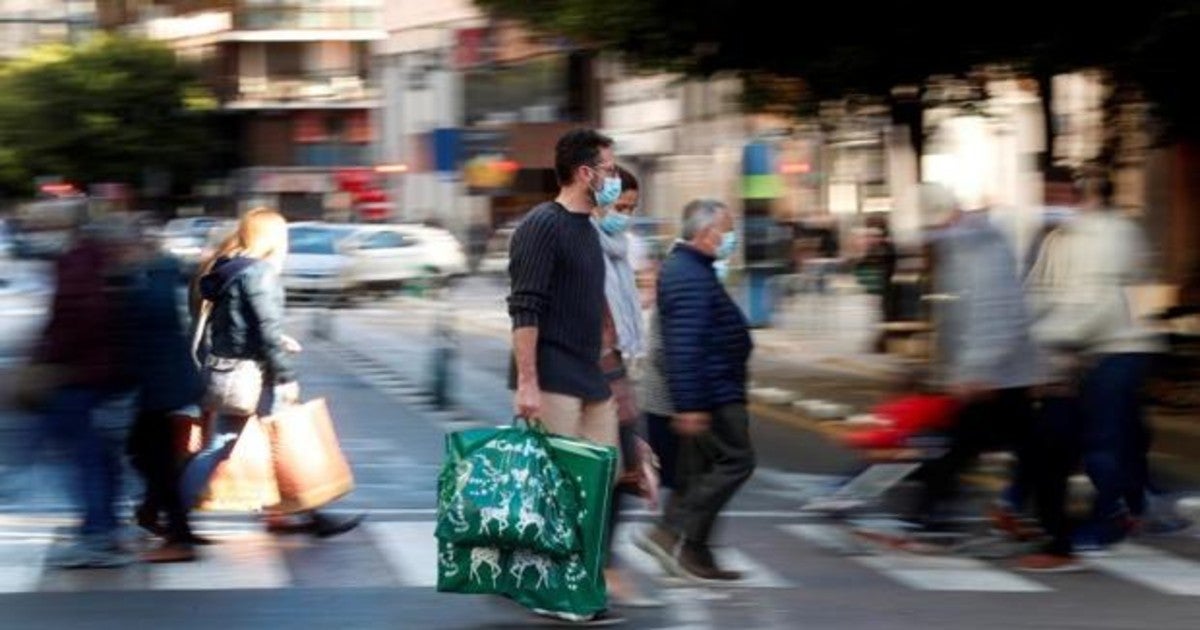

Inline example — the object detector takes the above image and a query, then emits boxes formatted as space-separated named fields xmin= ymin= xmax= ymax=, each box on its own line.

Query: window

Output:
xmin=266 ymin=43 xmax=303 ymax=77
xmin=289 ymin=226 xmax=349 ymax=255
xmin=359 ymin=231 xmax=409 ymax=250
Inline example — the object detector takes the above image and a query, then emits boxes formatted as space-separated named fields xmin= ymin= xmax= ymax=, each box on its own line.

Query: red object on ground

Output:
xmin=842 ymin=394 xmax=961 ymax=450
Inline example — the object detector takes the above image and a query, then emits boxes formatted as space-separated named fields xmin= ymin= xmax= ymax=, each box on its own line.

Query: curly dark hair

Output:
xmin=554 ymin=128 xmax=614 ymax=186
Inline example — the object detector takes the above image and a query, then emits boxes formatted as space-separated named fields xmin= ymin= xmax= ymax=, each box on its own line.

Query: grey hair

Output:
xmin=917 ymin=183 xmax=958 ymax=227
xmin=681 ymin=199 xmax=728 ymax=240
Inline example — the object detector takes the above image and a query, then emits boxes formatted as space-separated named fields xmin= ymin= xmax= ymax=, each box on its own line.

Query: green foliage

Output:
xmin=0 ymin=35 xmax=219 ymax=196
xmin=477 ymin=0 xmax=1199 ymax=140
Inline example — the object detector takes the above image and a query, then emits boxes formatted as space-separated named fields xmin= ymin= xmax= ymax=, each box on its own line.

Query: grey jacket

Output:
xmin=932 ymin=213 xmax=1040 ymax=389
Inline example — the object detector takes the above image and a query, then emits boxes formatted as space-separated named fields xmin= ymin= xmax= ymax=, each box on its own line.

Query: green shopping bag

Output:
xmin=436 ymin=425 xmax=618 ymax=621
xmin=436 ymin=426 xmax=580 ymax=557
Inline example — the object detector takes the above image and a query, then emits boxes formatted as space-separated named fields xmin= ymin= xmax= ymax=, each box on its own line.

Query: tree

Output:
xmin=0 ymin=35 xmax=219 ymax=197
xmin=476 ymin=0 xmax=1198 ymax=142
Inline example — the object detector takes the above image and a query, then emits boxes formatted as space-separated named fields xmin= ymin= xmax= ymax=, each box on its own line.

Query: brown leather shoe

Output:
xmin=141 ymin=543 xmax=196 ymax=564
xmin=676 ymin=543 xmax=743 ymax=582
xmin=1015 ymin=553 xmax=1083 ymax=573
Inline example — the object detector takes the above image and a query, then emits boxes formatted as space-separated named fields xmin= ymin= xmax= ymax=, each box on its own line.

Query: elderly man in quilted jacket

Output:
xmin=635 ymin=199 xmax=754 ymax=582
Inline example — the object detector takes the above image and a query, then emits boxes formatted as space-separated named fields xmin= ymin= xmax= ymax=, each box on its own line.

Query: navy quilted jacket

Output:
xmin=657 ymin=244 xmax=753 ymax=412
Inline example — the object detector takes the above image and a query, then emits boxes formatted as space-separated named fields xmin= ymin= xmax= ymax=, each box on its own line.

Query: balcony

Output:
xmin=234 ymin=8 xmax=378 ymax=31
xmin=222 ymin=70 xmax=380 ymax=109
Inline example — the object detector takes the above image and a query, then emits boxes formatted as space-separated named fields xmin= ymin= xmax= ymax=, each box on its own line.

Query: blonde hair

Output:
xmin=190 ymin=208 xmax=288 ymax=314
xmin=200 ymin=208 xmax=287 ymax=274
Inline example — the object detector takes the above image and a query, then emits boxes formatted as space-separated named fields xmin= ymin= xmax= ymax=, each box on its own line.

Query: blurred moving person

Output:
xmin=593 ymin=166 xmax=660 ymax=608
xmin=857 ymin=214 xmax=899 ymax=352
xmin=36 ymin=218 xmax=137 ymax=569
xmin=636 ymin=199 xmax=755 ymax=582
xmin=913 ymin=185 xmax=1046 ymax=543
xmin=123 ymin=235 xmax=205 ymax=563
xmin=1026 ymin=172 xmax=1166 ymax=554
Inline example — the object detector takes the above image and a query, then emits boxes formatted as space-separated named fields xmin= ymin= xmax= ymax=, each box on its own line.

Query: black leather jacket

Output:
xmin=197 ymin=256 xmax=295 ymax=384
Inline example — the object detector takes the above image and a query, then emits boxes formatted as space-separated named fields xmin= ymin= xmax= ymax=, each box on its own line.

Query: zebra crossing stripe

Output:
xmin=854 ymin=554 xmax=1050 ymax=592
xmin=1084 ymin=543 xmax=1200 ymax=596
xmin=0 ymin=540 xmax=52 ymax=593
xmin=781 ymin=523 xmax=1049 ymax=593
xmin=368 ymin=521 xmax=438 ymax=587
xmin=151 ymin=532 xmax=290 ymax=591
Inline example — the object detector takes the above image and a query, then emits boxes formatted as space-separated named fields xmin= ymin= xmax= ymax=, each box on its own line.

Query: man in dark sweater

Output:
xmin=635 ymin=199 xmax=756 ymax=582
xmin=508 ymin=128 xmax=620 ymax=450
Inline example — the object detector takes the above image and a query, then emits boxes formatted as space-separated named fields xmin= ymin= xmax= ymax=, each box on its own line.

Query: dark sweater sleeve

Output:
xmin=660 ymin=267 xmax=714 ymax=413
xmin=507 ymin=210 xmax=557 ymax=329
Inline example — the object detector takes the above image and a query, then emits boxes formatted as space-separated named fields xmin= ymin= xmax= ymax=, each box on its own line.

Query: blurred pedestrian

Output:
xmin=635 ymin=199 xmax=755 ymax=582
xmin=913 ymin=185 xmax=1044 ymax=539
xmin=123 ymin=236 xmax=205 ymax=562
xmin=36 ymin=217 xmax=138 ymax=569
xmin=593 ymin=166 xmax=660 ymax=607
xmin=1025 ymin=172 xmax=1165 ymax=555
xmin=858 ymin=215 xmax=899 ymax=352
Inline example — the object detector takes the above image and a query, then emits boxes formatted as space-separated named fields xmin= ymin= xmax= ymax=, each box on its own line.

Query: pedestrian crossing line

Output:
xmin=367 ymin=521 xmax=438 ymax=587
xmin=2 ymin=520 xmax=1199 ymax=597
xmin=0 ymin=540 xmax=50 ymax=593
xmin=853 ymin=553 xmax=1049 ymax=593
xmin=1083 ymin=543 xmax=1200 ymax=596
xmin=781 ymin=523 xmax=1050 ymax=593
xmin=150 ymin=531 xmax=290 ymax=591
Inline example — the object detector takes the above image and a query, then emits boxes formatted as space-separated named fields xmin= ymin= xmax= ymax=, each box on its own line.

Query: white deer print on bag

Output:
xmin=514 ymin=492 xmax=547 ymax=542
xmin=469 ymin=546 xmax=503 ymax=584
xmin=509 ymin=549 xmax=553 ymax=590
xmin=477 ymin=489 xmax=514 ymax=536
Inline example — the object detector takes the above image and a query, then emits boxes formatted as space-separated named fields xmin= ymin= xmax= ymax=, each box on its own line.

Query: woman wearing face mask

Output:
xmin=593 ymin=167 xmax=663 ymax=608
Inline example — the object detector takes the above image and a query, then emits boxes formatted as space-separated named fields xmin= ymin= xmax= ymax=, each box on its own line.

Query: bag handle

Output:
xmin=512 ymin=416 xmax=548 ymax=433
xmin=190 ymin=300 xmax=213 ymax=369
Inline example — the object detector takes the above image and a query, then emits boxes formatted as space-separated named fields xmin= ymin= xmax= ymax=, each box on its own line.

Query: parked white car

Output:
xmin=391 ymin=223 xmax=470 ymax=277
xmin=282 ymin=222 xmax=468 ymax=299
xmin=160 ymin=216 xmax=236 ymax=277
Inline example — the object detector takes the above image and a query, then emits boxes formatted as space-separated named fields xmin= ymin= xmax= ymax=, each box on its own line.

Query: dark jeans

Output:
xmin=42 ymin=386 xmax=119 ymax=539
xmin=1032 ymin=395 xmax=1082 ymax=556
xmin=917 ymin=388 xmax=1035 ymax=520
xmin=1080 ymin=354 xmax=1152 ymax=519
xmin=662 ymin=404 xmax=756 ymax=545
xmin=127 ymin=409 xmax=193 ymax=541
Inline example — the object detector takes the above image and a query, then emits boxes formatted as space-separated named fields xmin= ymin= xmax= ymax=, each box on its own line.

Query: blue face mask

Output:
xmin=593 ymin=176 xmax=622 ymax=207
xmin=599 ymin=210 xmax=632 ymax=235
xmin=716 ymin=231 xmax=737 ymax=259
xmin=714 ymin=259 xmax=730 ymax=282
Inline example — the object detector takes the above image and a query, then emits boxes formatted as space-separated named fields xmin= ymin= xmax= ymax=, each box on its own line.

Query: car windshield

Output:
xmin=289 ymin=226 xmax=351 ymax=255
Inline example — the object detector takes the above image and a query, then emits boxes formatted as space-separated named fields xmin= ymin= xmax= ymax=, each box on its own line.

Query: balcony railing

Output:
xmin=220 ymin=70 xmax=379 ymax=107
xmin=234 ymin=8 xmax=377 ymax=31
